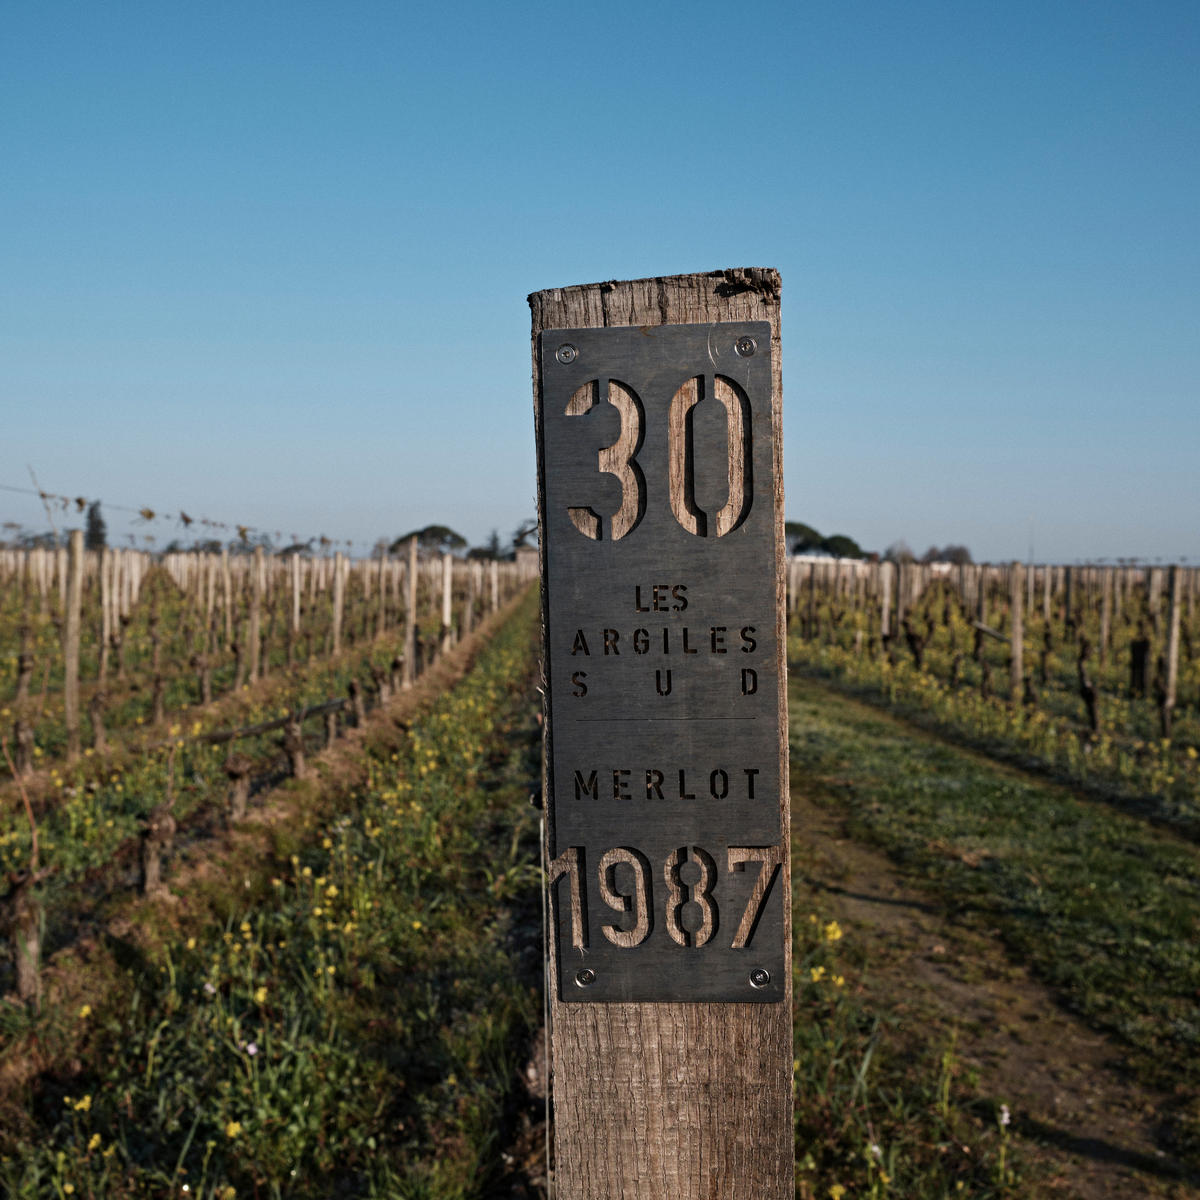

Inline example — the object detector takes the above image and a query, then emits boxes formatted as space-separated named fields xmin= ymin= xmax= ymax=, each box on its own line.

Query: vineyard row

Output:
xmin=786 ymin=557 xmax=1199 ymax=813
xmin=1 ymin=535 xmax=536 ymax=767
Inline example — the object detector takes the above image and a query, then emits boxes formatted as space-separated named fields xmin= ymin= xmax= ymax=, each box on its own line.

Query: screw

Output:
xmin=556 ymin=343 xmax=578 ymax=365
xmin=575 ymin=968 xmax=597 ymax=988
xmin=735 ymin=335 xmax=757 ymax=358
xmin=749 ymin=967 xmax=770 ymax=989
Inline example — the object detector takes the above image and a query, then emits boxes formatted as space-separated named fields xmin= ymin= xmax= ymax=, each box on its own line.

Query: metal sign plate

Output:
xmin=538 ymin=321 xmax=784 ymax=1003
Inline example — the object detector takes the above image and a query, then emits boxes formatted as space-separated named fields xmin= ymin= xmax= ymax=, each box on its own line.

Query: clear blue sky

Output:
xmin=2 ymin=0 xmax=1196 ymax=563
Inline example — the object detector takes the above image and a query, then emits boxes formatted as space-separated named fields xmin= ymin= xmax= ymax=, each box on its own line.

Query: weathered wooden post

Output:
xmin=224 ymin=753 xmax=254 ymax=820
xmin=1099 ymin=567 xmax=1113 ymax=666
xmin=531 ymin=269 xmax=793 ymax=1198
xmin=403 ymin=537 xmax=418 ymax=687
xmin=1010 ymin=561 xmax=1024 ymax=703
xmin=879 ymin=559 xmax=894 ymax=644
xmin=63 ymin=529 xmax=83 ymax=761
xmin=290 ymin=553 xmax=303 ymax=663
xmin=1163 ymin=564 xmax=1182 ymax=737
xmin=440 ymin=550 xmax=454 ymax=653
xmin=248 ymin=546 xmax=264 ymax=681
xmin=332 ymin=551 xmax=346 ymax=656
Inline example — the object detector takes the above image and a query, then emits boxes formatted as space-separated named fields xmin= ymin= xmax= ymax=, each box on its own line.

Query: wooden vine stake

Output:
xmin=403 ymin=536 xmax=418 ymax=687
xmin=531 ymin=269 xmax=793 ymax=1198
xmin=1162 ymin=564 xmax=1182 ymax=737
xmin=63 ymin=529 xmax=83 ymax=760
xmin=1009 ymin=561 xmax=1024 ymax=703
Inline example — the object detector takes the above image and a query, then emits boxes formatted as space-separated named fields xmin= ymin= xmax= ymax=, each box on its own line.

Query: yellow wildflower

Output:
xmin=73 ymin=1094 xmax=91 ymax=1112
xmin=254 ymin=986 xmax=268 ymax=1004
xmin=810 ymin=966 xmax=826 ymax=983
xmin=225 ymin=1120 xmax=243 ymax=1138
xmin=823 ymin=920 xmax=843 ymax=942
xmin=87 ymin=1133 xmax=101 ymax=1152
xmin=77 ymin=1003 xmax=92 ymax=1019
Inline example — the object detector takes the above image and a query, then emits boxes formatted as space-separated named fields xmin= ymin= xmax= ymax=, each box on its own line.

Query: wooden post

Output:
xmin=1099 ymin=569 xmax=1113 ymax=666
xmin=63 ymin=529 xmax=83 ymax=760
xmin=291 ymin=553 xmax=302 ymax=651
xmin=398 ymin=537 xmax=417 ymax=686
xmin=224 ymin=754 xmax=254 ymax=820
xmin=1163 ymin=564 xmax=1182 ymax=737
xmin=98 ymin=546 xmax=111 ymax=683
xmin=221 ymin=550 xmax=233 ymax=647
xmin=426 ymin=553 xmax=441 ymax=658
xmin=531 ymin=269 xmax=793 ymax=1198
xmin=1010 ymin=561 xmax=1024 ymax=702
xmin=377 ymin=546 xmax=387 ymax=638
xmin=879 ymin=560 xmax=893 ymax=641
xmin=248 ymin=547 xmax=264 ymax=682
xmin=440 ymin=551 xmax=453 ymax=652
xmin=464 ymin=561 xmax=477 ymax=635
xmin=332 ymin=551 xmax=345 ymax=656
xmin=283 ymin=714 xmax=308 ymax=781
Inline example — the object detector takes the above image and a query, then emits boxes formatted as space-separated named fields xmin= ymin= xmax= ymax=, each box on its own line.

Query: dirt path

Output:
xmin=793 ymin=780 xmax=1194 ymax=1199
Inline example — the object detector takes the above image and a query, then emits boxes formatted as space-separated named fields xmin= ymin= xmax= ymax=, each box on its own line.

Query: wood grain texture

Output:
xmin=1010 ymin=561 xmax=1024 ymax=702
xmin=63 ymin=529 xmax=83 ymax=761
xmin=530 ymin=268 xmax=793 ymax=1199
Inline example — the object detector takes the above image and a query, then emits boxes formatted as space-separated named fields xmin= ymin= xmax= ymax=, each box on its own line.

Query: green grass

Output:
xmin=787 ymin=590 xmax=1200 ymax=817
xmin=791 ymin=909 xmax=1024 ymax=1198
xmin=0 ymin=591 xmax=545 ymax=1198
xmin=788 ymin=669 xmax=1200 ymax=1168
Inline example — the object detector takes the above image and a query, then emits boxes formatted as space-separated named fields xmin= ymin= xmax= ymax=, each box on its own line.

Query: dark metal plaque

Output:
xmin=538 ymin=321 xmax=784 ymax=1003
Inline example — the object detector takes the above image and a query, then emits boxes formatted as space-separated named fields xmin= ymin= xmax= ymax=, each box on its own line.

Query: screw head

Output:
xmin=556 ymin=343 xmax=578 ymax=365
xmin=575 ymin=968 xmax=597 ymax=988
xmin=749 ymin=967 xmax=771 ymax=989
xmin=734 ymin=335 xmax=757 ymax=358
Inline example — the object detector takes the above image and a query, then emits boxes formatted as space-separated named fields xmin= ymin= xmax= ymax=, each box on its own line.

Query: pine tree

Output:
xmin=85 ymin=501 xmax=107 ymax=551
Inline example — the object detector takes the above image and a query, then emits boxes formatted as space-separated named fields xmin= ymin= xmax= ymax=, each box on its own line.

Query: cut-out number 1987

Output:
xmin=548 ymin=843 xmax=782 ymax=951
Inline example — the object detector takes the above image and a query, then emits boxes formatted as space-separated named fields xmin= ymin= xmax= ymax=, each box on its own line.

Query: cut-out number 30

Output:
xmin=564 ymin=376 xmax=752 ymax=540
